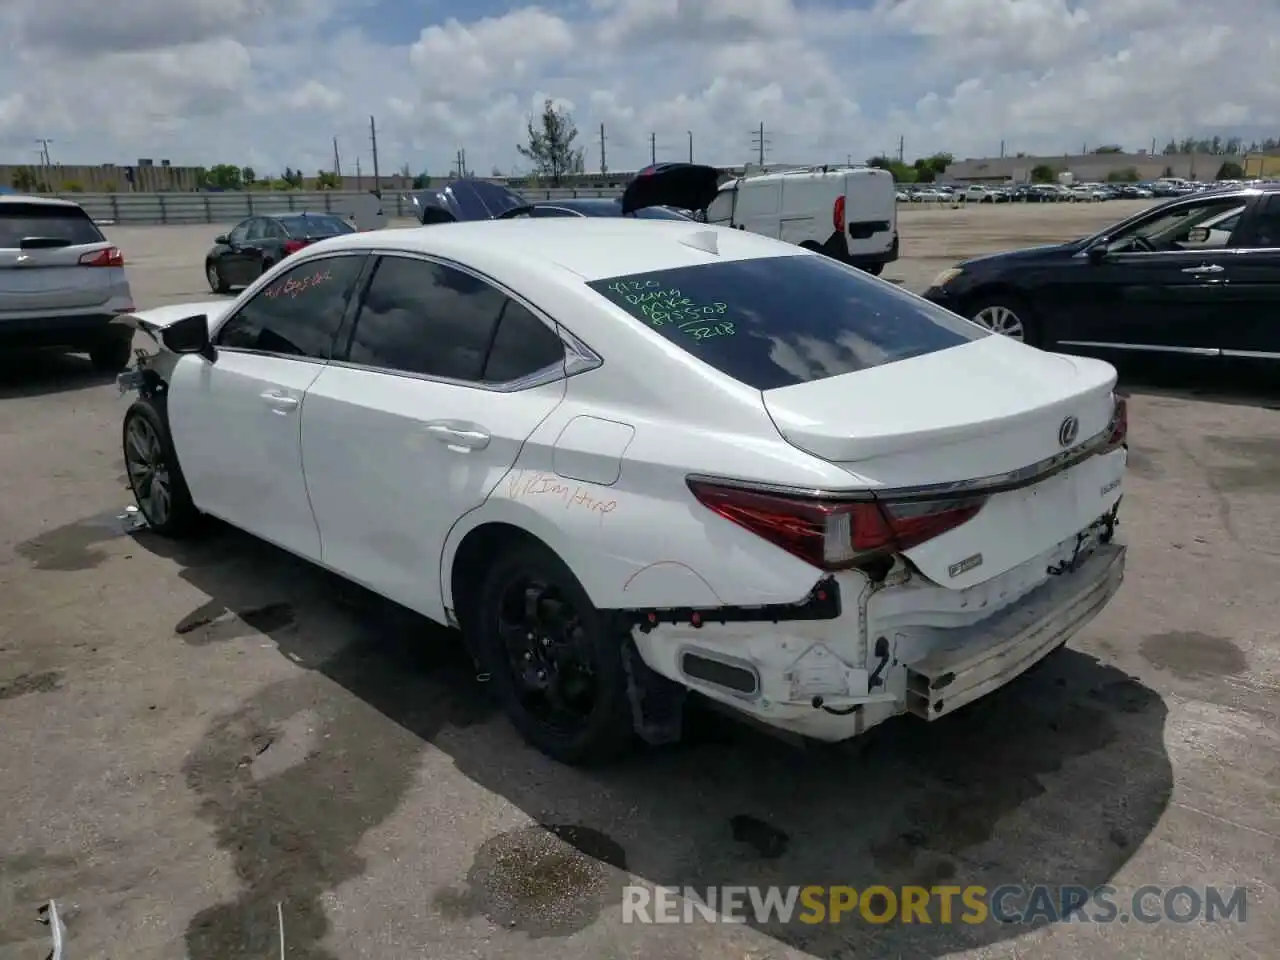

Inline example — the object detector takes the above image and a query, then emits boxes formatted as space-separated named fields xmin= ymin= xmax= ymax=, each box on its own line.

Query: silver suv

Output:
xmin=0 ymin=195 xmax=136 ymax=371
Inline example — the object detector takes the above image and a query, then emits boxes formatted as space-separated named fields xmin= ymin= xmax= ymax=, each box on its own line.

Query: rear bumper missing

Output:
xmin=904 ymin=542 xmax=1126 ymax=720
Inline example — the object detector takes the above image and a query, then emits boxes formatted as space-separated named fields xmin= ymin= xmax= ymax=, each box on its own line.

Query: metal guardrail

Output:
xmin=46 ymin=189 xmax=625 ymax=225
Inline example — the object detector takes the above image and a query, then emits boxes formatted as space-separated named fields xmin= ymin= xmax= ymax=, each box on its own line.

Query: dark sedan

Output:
xmin=923 ymin=184 xmax=1280 ymax=362
xmin=204 ymin=212 xmax=355 ymax=293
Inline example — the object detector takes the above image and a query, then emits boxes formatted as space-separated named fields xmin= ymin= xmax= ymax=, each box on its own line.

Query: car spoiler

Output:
xmin=620 ymin=163 xmax=724 ymax=215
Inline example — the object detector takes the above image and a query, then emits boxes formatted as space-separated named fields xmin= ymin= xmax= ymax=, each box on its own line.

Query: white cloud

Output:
xmin=1 ymin=0 xmax=1278 ymax=177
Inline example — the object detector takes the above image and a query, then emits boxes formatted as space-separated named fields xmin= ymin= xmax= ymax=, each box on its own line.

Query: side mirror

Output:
xmin=214 ymin=234 xmax=229 ymax=244
xmin=1086 ymin=242 xmax=1110 ymax=264
xmin=161 ymin=313 xmax=217 ymax=363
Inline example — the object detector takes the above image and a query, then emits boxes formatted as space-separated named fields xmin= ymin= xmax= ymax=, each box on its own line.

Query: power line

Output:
xmin=750 ymin=122 xmax=770 ymax=167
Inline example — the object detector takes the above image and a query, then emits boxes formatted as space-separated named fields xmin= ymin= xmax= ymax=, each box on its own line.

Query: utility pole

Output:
xmin=355 ymin=156 xmax=362 ymax=191
xmin=369 ymin=115 xmax=381 ymax=196
xmin=332 ymin=137 xmax=342 ymax=177
xmin=688 ymin=131 xmax=693 ymax=162
xmin=35 ymin=138 xmax=53 ymax=175
xmin=750 ymin=122 xmax=769 ymax=168
xmin=999 ymin=139 xmax=1005 ymax=159
xmin=650 ymin=132 xmax=657 ymax=165
xmin=599 ymin=123 xmax=607 ymax=176
xmin=899 ymin=135 xmax=905 ymax=163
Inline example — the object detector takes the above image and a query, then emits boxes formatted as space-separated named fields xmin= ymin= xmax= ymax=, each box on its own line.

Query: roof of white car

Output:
xmin=0 ymin=194 xmax=83 ymax=208
xmin=313 ymin=219 xmax=807 ymax=280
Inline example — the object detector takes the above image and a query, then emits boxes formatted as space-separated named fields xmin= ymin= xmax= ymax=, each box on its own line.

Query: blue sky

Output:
xmin=2 ymin=1 xmax=1277 ymax=176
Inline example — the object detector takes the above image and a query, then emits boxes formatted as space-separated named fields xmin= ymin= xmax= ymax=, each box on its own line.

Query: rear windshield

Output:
xmin=278 ymin=214 xmax=354 ymax=237
xmin=0 ymin=203 xmax=104 ymax=249
xmin=586 ymin=254 xmax=987 ymax=391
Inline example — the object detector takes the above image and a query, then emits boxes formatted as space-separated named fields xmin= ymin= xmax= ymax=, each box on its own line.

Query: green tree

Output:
xmin=11 ymin=167 xmax=38 ymax=191
xmin=411 ymin=170 xmax=431 ymax=189
xmin=867 ymin=156 xmax=916 ymax=182
xmin=1029 ymin=163 xmax=1058 ymax=183
xmin=1106 ymin=167 xmax=1140 ymax=182
xmin=241 ymin=166 xmax=256 ymax=187
xmin=315 ymin=170 xmax=341 ymax=189
xmin=518 ymin=98 xmax=581 ymax=186
xmin=279 ymin=167 xmax=304 ymax=188
xmin=1092 ymin=145 xmax=1125 ymax=154
xmin=203 ymin=163 xmax=243 ymax=190
xmin=1216 ymin=161 xmax=1245 ymax=179
xmin=62 ymin=180 xmax=84 ymax=192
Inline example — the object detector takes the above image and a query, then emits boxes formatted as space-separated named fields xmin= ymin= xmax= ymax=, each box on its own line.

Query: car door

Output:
xmin=1052 ymin=194 xmax=1247 ymax=356
xmin=299 ymin=253 xmax=569 ymax=623
xmin=218 ymin=219 xmax=255 ymax=286
xmin=167 ymin=252 xmax=369 ymax=560
xmin=1218 ymin=193 xmax=1280 ymax=359
xmin=236 ymin=218 xmax=273 ymax=280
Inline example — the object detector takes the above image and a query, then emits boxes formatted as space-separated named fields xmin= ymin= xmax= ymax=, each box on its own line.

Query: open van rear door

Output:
xmin=620 ymin=163 xmax=724 ymax=216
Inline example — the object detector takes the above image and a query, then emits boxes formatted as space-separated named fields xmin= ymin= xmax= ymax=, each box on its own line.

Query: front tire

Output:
xmin=967 ymin=294 xmax=1042 ymax=346
xmin=122 ymin=398 xmax=202 ymax=537
xmin=473 ymin=542 xmax=635 ymax=765
xmin=206 ymin=260 xmax=230 ymax=294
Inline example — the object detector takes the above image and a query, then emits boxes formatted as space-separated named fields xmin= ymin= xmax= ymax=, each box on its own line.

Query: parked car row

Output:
xmin=898 ymin=178 xmax=1277 ymax=205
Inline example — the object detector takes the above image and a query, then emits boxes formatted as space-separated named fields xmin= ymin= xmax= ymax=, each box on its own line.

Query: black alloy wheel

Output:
xmin=475 ymin=542 xmax=635 ymax=764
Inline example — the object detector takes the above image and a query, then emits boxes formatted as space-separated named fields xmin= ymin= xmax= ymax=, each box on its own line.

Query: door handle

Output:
xmin=1182 ymin=264 xmax=1224 ymax=274
xmin=424 ymin=423 xmax=490 ymax=450
xmin=260 ymin=390 xmax=299 ymax=413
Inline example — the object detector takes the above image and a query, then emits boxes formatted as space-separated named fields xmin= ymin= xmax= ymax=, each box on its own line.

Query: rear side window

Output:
xmin=0 ymin=203 xmax=104 ymax=248
xmin=586 ymin=254 xmax=987 ymax=391
xmin=482 ymin=300 xmax=565 ymax=382
xmin=279 ymin=214 xmax=353 ymax=237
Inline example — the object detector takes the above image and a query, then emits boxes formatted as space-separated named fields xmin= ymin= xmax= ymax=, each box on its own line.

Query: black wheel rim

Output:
xmin=496 ymin=576 xmax=598 ymax=734
xmin=124 ymin=416 xmax=172 ymax=526
xmin=207 ymin=263 xmax=220 ymax=290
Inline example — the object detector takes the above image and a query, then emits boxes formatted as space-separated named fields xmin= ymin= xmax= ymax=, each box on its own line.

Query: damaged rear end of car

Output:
xmin=587 ymin=249 xmax=1128 ymax=742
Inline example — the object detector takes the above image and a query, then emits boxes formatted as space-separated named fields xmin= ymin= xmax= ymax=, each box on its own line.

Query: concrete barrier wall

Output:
xmin=43 ymin=189 xmax=626 ymax=225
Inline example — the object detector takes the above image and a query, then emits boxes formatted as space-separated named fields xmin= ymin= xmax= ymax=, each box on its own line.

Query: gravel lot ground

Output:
xmin=1 ymin=202 xmax=1277 ymax=960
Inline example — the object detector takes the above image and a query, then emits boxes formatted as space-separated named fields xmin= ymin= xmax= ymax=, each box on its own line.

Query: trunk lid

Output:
xmin=761 ymin=336 xmax=1124 ymax=587
xmin=621 ymin=163 xmax=724 ymax=216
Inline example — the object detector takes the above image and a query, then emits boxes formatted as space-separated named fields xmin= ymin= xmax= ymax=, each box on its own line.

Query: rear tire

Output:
xmin=473 ymin=541 xmax=635 ymax=765
xmin=89 ymin=338 xmax=132 ymax=373
xmin=861 ymin=262 xmax=885 ymax=276
xmin=122 ymin=398 xmax=203 ymax=538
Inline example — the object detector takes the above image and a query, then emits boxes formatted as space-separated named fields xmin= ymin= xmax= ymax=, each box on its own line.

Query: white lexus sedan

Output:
xmin=115 ymin=218 xmax=1128 ymax=765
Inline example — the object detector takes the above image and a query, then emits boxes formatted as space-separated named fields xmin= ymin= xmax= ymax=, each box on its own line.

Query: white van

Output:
xmin=621 ymin=163 xmax=899 ymax=275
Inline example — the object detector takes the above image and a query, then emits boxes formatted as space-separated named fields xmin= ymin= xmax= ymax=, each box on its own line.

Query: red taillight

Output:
xmin=283 ymin=239 xmax=308 ymax=254
xmin=833 ymin=194 xmax=846 ymax=232
xmin=79 ymin=246 xmax=124 ymax=267
xmin=1104 ymin=395 xmax=1128 ymax=451
xmin=687 ymin=480 xmax=984 ymax=571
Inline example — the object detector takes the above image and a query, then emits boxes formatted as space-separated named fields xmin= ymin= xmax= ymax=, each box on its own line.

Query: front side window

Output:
xmin=588 ymin=254 xmax=986 ymax=391
xmin=227 ymin=221 xmax=250 ymax=244
xmin=1108 ymin=197 xmax=1248 ymax=253
xmin=344 ymin=256 xmax=506 ymax=381
xmin=214 ymin=254 xmax=366 ymax=358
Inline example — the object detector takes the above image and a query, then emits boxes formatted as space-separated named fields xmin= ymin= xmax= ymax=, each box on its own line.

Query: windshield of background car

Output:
xmin=587 ymin=254 xmax=989 ymax=391
xmin=0 ymin=203 xmax=104 ymax=248
xmin=279 ymin=214 xmax=354 ymax=237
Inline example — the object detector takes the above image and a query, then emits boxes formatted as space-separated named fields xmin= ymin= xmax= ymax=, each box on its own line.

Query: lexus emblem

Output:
xmin=1058 ymin=415 xmax=1080 ymax=448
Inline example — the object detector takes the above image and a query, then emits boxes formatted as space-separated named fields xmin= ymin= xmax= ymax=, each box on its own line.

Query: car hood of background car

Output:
xmin=620 ymin=162 xmax=724 ymax=215
xmin=959 ymin=241 xmax=1083 ymax=269
xmin=407 ymin=179 xmax=528 ymax=224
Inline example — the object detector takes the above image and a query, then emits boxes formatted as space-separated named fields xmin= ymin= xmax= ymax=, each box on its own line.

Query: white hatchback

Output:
xmin=115 ymin=219 xmax=1128 ymax=765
